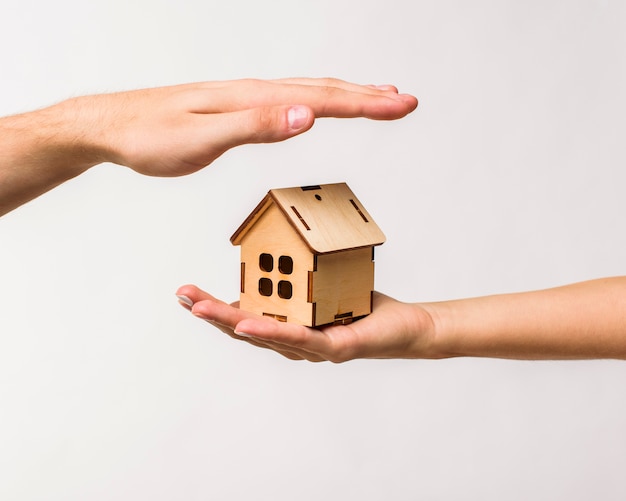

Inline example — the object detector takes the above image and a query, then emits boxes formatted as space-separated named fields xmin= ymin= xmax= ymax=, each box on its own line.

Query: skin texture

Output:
xmin=0 ymin=77 xmax=417 ymax=216
xmin=177 ymin=277 xmax=626 ymax=362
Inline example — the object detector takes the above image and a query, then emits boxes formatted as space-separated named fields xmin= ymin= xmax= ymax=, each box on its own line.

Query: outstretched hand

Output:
xmin=0 ymin=77 xmax=417 ymax=216
xmin=61 ymin=77 xmax=418 ymax=177
xmin=175 ymin=284 xmax=438 ymax=362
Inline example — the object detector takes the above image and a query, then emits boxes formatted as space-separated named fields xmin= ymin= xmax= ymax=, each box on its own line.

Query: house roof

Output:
xmin=230 ymin=182 xmax=386 ymax=254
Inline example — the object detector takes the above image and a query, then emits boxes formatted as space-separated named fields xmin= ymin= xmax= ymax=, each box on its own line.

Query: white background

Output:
xmin=1 ymin=1 xmax=626 ymax=499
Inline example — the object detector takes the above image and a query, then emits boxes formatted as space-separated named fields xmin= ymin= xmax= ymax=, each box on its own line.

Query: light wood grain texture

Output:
xmin=312 ymin=248 xmax=374 ymax=325
xmin=239 ymin=203 xmax=315 ymax=325
xmin=232 ymin=183 xmax=385 ymax=254
xmin=232 ymin=183 xmax=384 ymax=326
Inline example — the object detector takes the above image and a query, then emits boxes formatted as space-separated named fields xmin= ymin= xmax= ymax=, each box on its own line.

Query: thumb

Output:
xmin=212 ymin=104 xmax=315 ymax=150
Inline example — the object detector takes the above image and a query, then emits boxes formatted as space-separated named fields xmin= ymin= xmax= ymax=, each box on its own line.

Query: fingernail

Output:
xmin=176 ymin=295 xmax=194 ymax=307
xmin=234 ymin=330 xmax=254 ymax=338
xmin=375 ymin=84 xmax=397 ymax=91
xmin=398 ymin=93 xmax=418 ymax=103
xmin=288 ymin=106 xmax=309 ymax=130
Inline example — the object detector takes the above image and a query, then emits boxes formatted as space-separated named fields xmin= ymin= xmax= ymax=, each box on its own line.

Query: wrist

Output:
xmin=395 ymin=301 xmax=452 ymax=360
xmin=414 ymin=301 xmax=458 ymax=359
xmin=4 ymin=101 xmax=104 ymax=178
xmin=0 ymin=100 xmax=106 ymax=215
xmin=43 ymin=97 xmax=111 ymax=172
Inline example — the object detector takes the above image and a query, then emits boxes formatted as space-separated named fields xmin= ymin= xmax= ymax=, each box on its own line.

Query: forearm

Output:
xmin=424 ymin=277 xmax=626 ymax=360
xmin=0 ymin=101 xmax=103 ymax=216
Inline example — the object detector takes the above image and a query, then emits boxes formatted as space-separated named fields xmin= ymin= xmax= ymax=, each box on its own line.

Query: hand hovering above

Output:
xmin=0 ymin=77 xmax=417 ymax=216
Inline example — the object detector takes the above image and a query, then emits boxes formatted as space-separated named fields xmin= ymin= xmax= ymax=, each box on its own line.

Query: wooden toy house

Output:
xmin=230 ymin=182 xmax=385 ymax=327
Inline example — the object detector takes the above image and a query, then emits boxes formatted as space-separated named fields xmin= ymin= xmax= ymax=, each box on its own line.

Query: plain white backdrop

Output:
xmin=2 ymin=0 xmax=626 ymax=499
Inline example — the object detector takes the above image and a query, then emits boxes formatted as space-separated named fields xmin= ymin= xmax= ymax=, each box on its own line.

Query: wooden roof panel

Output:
xmin=231 ymin=182 xmax=385 ymax=254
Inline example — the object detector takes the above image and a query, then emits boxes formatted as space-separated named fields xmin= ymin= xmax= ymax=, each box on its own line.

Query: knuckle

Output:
xmin=318 ymin=77 xmax=341 ymax=88
xmin=239 ymin=77 xmax=263 ymax=88
xmin=250 ymin=107 xmax=279 ymax=137
xmin=319 ymin=84 xmax=338 ymax=99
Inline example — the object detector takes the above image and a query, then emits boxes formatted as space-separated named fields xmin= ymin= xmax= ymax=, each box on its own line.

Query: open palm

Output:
xmin=176 ymin=285 xmax=438 ymax=362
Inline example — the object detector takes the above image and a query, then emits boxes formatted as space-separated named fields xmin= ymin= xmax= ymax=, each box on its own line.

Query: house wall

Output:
xmin=239 ymin=203 xmax=315 ymax=325
xmin=312 ymin=247 xmax=374 ymax=326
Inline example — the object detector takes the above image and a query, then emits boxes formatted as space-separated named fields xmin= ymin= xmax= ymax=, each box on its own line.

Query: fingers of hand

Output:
xmin=200 ymin=314 xmax=319 ymax=361
xmin=270 ymin=77 xmax=397 ymax=94
xmin=181 ymin=79 xmax=417 ymax=120
xmin=266 ymin=80 xmax=417 ymax=120
xmin=176 ymin=284 xmax=225 ymax=306
xmin=239 ymin=336 xmax=327 ymax=362
xmin=233 ymin=318 xmax=353 ymax=362
xmin=191 ymin=298 xmax=253 ymax=331
xmin=176 ymin=286 xmax=352 ymax=362
xmin=176 ymin=77 xmax=400 ymax=98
